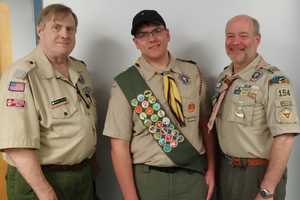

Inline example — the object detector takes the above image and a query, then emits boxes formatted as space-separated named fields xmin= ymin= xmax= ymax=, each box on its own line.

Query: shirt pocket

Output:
xmin=225 ymin=96 xmax=255 ymax=126
xmin=182 ymin=94 xmax=199 ymax=124
xmin=51 ymin=104 xmax=78 ymax=119
xmin=275 ymin=99 xmax=298 ymax=124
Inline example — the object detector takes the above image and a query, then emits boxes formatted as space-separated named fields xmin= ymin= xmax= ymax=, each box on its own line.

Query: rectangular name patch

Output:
xmin=6 ymin=98 xmax=26 ymax=108
xmin=8 ymin=81 xmax=25 ymax=92
xmin=50 ymin=97 xmax=67 ymax=108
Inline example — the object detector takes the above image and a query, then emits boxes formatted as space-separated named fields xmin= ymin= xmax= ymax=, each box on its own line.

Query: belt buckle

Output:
xmin=231 ymin=158 xmax=248 ymax=168
xmin=240 ymin=158 xmax=248 ymax=168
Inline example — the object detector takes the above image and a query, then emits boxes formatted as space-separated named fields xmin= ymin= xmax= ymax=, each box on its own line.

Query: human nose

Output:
xmin=145 ymin=31 xmax=157 ymax=41
xmin=231 ymin=36 xmax=243 ymax=45
xmin=59 ymin=28 xmax=70 ymax=38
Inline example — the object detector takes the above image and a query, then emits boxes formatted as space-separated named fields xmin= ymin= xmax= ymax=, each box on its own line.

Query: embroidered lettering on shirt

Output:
xmin=8 ymin=81 xmax=25 ymax=92
xmin=277 ymin=88 xmax=291 ymax=97
xmin=6 ymin=98 xmax=25 ymax=108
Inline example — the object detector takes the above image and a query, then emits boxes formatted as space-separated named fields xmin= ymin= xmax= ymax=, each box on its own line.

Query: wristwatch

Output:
xmin=259 ymin=188 xmax=273 ymax=199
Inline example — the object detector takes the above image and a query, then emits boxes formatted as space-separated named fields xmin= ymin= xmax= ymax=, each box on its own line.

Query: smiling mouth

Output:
xmin=149 ymin=44 xmax=160 ymax=50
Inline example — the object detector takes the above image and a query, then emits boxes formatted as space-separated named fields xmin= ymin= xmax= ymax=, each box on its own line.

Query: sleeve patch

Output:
xmin=280 ymin=100 xmax=292 ymax=107
xmin=277 ymin=107 xmax=296 ymax=123
xmin=277 ymin=88 xmax=291 ymax=97
xmin=8 ymin=81 xmax=25 ymax=92
xmin=6 ymin=98 xmax=26 ymax=108
xmin=269 ymin=76 xmax=289 ymax=84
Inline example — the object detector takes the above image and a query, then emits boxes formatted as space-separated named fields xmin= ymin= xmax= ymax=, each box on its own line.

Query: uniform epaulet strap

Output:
xmin=223 ymin=65 xmax=230 ymax=70
xmin=70 ymin=56 xmax=86 ymax=66
xmin=261 ymin=65 xmax=280 ymax=74
xmin=176 ymin=58 xmax=197 ymax=65
xmin=13 ymin=59 xmax=36 ymax=79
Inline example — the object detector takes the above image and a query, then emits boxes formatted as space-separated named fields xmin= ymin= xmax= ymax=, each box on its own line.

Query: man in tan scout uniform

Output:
xmin=103 ymin=10 xmax=215 ymax=200
xmin=0 ymin=4 xmax=97 ymax=200
xmin=209 ymin=15 xmax=300 ymax=200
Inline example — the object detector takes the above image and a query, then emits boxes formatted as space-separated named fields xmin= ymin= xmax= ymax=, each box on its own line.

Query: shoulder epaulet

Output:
xmin=12 ymin=59 xmax=36 ymax=79
xmin=223 ymin=65 xmax=230 ymax=70
xmin=261 ymin=66 xmax=280 ymax=74
xmin=176 ymin=58 xmax=197 ymax=65
xmin=70 ymin=56 xmax=86 ymax=65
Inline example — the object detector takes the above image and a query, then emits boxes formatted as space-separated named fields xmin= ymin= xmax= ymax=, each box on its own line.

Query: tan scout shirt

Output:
xmin=215 ymin=55 xmax=300 ymax=158
xmin=0 ymin=47 xmax=97 ymax=165
xmin=103 ymin=54 xmax=208 ymax=166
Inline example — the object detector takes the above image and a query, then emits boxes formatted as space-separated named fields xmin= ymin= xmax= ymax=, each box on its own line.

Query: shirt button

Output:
xmin=64 ymin=112 xmax=68 ymax=116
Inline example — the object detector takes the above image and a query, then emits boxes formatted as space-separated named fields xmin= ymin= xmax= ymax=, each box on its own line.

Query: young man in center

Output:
xmin=103 ymin=10 xmax=215 ymax=200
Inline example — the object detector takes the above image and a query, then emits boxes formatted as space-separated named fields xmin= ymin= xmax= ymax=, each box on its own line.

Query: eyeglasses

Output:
xmin=134 ymin=27 xmax=166 ymax=40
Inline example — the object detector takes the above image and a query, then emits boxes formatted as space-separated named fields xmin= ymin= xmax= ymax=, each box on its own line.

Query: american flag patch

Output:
xmin=6 ymin=98 xmax=26 ymax=108
xmin=8 ymin=81 xmax=25 ymax=92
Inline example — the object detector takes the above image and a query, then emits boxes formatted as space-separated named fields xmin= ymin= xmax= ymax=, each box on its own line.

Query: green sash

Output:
xmin=115 ymin=65 xmax=207 ymax=173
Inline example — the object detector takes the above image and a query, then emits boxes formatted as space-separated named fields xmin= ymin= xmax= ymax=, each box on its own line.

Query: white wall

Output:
xmin=13 ymin=0 xmax=300 ymax=199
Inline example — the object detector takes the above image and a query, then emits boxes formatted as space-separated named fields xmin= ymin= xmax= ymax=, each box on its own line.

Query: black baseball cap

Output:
xmin=131 ymin=10 xmax=166 ymax=35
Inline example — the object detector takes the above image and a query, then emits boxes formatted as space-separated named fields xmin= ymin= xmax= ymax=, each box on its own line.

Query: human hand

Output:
xmin=254 ymin=193 xmax=273 ymax=200
xmin=36 ymin=186 xmax=58 ymax=200
xmin=205 ymin=169 xmax=215 ymax=200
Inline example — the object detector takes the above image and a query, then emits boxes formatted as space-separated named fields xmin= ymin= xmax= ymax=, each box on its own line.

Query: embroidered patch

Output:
xmin=179 ymin=73 xmax=190 ymax=85
xmin=250 ymin=71 xmax=263 ymax=81
xmin=277 ymin=88 xmax=291 ymax=97
xmin=187 ymin=103 xmax=196 ymax=112
xmin=280 ymin=100 xmax=292 ymax=107
xmin=131 ymin=90 xmax=185 ymax=153
xmin=280 ymin=108 xmax=293 ymax=120
xmin=270 ymin=76 xmax=289 ymax=84
xmin=6 ymin=98 xmax=25 ymax=108
xmin=8 ymin=81 xmax=25 ymax=92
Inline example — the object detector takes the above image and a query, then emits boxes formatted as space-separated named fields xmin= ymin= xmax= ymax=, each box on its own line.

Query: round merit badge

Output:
xmin=152 ymin=102 xmax=161 ymax=111
xmin=131 ymin=98 xmax=138 ymax=107
xmin=144 ymin=90 xmax=152 ymax=97
xmin=148 ymin=96 xmax=157 ymax=104
xmin=141 ymin=100 xmax=149 ymax=108
xmin=157 ymin=110 xmax=165 ymax=118
xmin=151 ymin=114 xmax=159 ymax=122
xmin=137 ymin=94 xmax=145 ymax=102
xmin=146 ymin=107 xmax=154 ymax=115
xmin=134 ymin=105 xmax=142 ymax=113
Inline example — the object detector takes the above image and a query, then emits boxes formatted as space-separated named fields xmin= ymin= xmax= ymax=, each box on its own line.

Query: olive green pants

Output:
xmin=219 ymin=156 xmax=287 ymax=200
xmin=6 ymin=164 xmax=95 ymax=200
xmin=134 ymin=164 xmax=208 ymax=200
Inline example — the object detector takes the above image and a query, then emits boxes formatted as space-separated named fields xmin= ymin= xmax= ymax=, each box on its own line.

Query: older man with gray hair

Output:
xmin=208 ymin=15 xmax=300 ymax=200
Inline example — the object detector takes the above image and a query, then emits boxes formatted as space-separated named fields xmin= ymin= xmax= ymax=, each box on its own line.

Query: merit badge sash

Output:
xmin=115 ymin=65 xmax=207 ymax=173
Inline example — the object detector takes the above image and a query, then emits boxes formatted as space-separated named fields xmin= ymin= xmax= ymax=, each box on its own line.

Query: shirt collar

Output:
xmin=227 ymin=54 xmax=264 ymax=81
xmin=135 ymin=53 xmax=182 ymax=81
xmin=30 ymin=46 xmax=83 ymax=82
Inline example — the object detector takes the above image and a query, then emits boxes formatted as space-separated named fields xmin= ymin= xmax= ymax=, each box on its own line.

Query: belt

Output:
xmin=135 ymin=164 xmax=196 ymax=174
xmin=223 ymin=154 xmax=268 ymax=168
xmin=42 ymin=159 xmax=90 ymax=171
